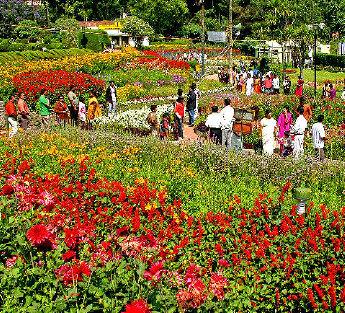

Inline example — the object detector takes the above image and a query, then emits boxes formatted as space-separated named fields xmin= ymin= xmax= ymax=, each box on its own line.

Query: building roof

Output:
xmin=79 ymin=21 xmax=117 ymax=28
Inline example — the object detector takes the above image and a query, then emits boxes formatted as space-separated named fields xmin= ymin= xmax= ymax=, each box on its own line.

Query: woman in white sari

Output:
xmin=260 ymin=110 xmax=277 ymax=156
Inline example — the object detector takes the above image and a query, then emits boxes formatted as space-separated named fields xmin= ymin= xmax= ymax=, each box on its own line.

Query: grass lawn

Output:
xmin=290 ymin=69 xmax=345 ymax=86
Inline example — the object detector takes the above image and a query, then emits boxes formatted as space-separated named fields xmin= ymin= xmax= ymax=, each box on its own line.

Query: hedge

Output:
xmin=0 ymin=48 xmax=92 ymax=64
xmin=315 ymin=53 xmax=345 ymax=69
xmin=77 ymin=30 xmax=111 ymax=52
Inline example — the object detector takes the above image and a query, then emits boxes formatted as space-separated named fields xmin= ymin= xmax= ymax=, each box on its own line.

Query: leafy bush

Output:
xmin=54 ymin=18 xmax=80 ymax=49
xmin=77 ymin=29 xmax=110 ymax=52
xmin=14 ymin=20 xmax=46 ymax=43
xmin=0 ymin=48 xmax=91 ymax=64
xmin=0 ymin=39 xmax=11 ymax=52
xmin=315 ymin=53 xmax=345 ymax=69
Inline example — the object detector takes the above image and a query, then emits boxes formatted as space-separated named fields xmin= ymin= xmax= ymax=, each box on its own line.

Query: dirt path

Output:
xmin=182 ymin=124 xmax=199 ymax=141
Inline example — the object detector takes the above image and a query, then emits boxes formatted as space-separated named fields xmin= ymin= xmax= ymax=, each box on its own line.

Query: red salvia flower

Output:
xmin=307 ymin=288 xmax=318 ymax=310
xmin=329 ymin=285 xmax=337 ymax=308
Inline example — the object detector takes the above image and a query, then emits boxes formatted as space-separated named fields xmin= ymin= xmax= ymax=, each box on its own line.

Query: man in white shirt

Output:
xmin=205 ymin=106 xmax=222 ymax=144
xmin=220 ymin=98 xmax=235 ymax=149
xmin=292 ymin=106 xmax=308 ymax=159
xmin=106 ymin=81 xmax=117 ymax=117
xmin=312 ymin=114 xmax=326 ymax=161
xmin=272 ymin=74 xmax=280 ymax=94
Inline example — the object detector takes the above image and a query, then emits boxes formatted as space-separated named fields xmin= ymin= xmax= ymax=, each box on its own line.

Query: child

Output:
xmin=282 ymin=131 xmax=293 ymax=157
xmin=160 ymin=112 xmax=170 ymax=140
xmin=146 ymin=105 xmax=159 ymax=136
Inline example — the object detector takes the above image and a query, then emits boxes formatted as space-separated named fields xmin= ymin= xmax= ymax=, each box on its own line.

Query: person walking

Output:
xmin=292 ymin=106 xmax=308 ymax=159
xmin=17 ymin=92 xmax=30 ymax=131
xmin=146 ymin=105 xmax=159 ymax=136
xmin=283 ymin=76 xmax=291 ymax=95
xmin=78 ymin=96 xmax=87 ymax=130
xmin=277 ymin=106 xmax=293 ymax=155
xmin=38 ymin=89 xmax=51 ymax=127
xmin=299 ymin=97 xmax=312 ymax=123
xmin=5 ymin=94 xmax=18 ymax=138
xmin=220 ymin=98 xmax=234 ymax=149
xmin=87 ymin=91 xmax=102 ymax=129
xmin=54 ymin=95 xmax=69 ymax=127
xmin=186 ymin=85 xmax=197 ymax=126
xmin=272 ymin=74 xmax=280 ymax=94
xmin=67 ymin=86 xmax=79 ymax=126
xmin=205 ymin=106 xmax=222 ymax=144
xmin=105 ymin=81 xmax=117 ymax=117
xmin=260 ymin=110 xmax=277 ymax=156
xmin=246 ymin=74 xmax=254 ymax=96
xmin=295 ymin=76 xmax=304 ymax=98
xmin=174 ymin=96 xmax=185 ymax=140
xmin=329 ymin=84 xmax=336 ymax=100
xmin=312 ymin=115 xmax=326 ymax=161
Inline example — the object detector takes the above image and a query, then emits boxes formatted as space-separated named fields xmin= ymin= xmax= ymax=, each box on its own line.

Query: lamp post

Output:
xmin=228 ymin=0 xmax=233 ymax=73
xmin=200 ymin=0 xmax=205 ymax=77
xmin=308 ymin=23 xmax=325 ymax=98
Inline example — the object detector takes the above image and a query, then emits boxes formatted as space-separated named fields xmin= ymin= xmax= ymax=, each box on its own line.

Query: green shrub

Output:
xmin=0 ymin=39 xmax=11 ymax=52
xmin=315 ymin=53 xmax=345 ymax=69
xmin=0 ymin=48 xmax=92 ymax=64
xmin=77 ymin=29 xmax=111 ymax=52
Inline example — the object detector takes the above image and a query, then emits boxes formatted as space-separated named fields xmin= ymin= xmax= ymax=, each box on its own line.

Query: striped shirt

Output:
xmin=312 ymin=122 xmax=325 ymax=149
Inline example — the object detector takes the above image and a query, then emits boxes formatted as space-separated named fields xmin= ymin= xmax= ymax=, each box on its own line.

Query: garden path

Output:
xmin=183 ymin=124 xmax=199 ymax=142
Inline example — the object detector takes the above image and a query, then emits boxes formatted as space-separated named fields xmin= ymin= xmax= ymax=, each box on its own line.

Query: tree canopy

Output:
xmin=4 ymin=0 xmax=344 ymax=41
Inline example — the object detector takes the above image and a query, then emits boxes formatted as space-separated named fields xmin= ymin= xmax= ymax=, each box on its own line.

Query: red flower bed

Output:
xmin=136 ymin=50 xmax=191 ymax=70
xmin=1 ymin=157 xmax=345 ymax=311
xmin=12 ymin=70 xmax=105 ymax=101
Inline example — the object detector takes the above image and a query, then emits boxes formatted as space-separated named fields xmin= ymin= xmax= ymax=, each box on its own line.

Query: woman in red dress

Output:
xmin=295 ymin=76 xmax=304 ymax=97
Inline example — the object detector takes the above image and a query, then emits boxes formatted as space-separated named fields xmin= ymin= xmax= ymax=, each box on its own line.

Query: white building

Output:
xmin=79 ymin=21 xmax=149 ymax=48
xmin=256 ymin=40 xmax=330 ymax=63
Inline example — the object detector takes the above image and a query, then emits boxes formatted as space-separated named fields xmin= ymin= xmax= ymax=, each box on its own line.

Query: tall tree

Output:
xmin=0 ymin=0 xmax=37 ymax=38
xmin=128 ymin=0 xmax=189 ymax=36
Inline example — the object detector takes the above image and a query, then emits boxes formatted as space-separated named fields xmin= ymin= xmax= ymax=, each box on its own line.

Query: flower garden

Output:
xmin=1 ymin=45 xmax=345 ymax=312
xmin=1 ymin=129 xmax=345 ymax=312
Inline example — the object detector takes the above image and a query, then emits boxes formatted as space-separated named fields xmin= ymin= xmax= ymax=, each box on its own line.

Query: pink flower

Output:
xmin=209 ymin=272 xmax=228 ymax=300
xmin=5 ymin=255 xmax=19 ymax=268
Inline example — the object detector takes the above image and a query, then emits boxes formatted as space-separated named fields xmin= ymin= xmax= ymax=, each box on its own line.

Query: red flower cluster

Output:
xmin=55 ymin=260 xmax=91 ymax=286
xmin=26 ymin=224 xmax=56 ymax=250
xmin=136 ymin=51 xmax=191 ymax=70
xmin=2 ymin=156 xmax=345 ymax=311
xmin=13 ymin=70 xmax=105 ymax=102
xmin=123 ymin=299 xmax=151 ymax=313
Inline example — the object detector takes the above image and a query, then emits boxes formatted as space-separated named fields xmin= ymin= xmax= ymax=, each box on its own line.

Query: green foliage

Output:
xmin=179 ymin=23 xmax=202 ymax=39
xmin=121 ymin=16 xmax=154 ymax=47
xmin=316 ymin=53 xmax=345 ymax=70
xmin=0 ymin=48 xmax=91 ymax=64
xmin=14 ymin=20 xmax=46 ymax=43
xmin=77 ymin=29 xmax=110 ymax=52
xmin=128 ymin=0 xmax=189 ymax=36
xmin=54 ymin=17 xmax=80 ymax=48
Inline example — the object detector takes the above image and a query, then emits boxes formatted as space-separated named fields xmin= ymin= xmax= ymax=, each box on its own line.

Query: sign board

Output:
xmin=207 ymin=31 xmax=227 ymax=43
xmin=99 ymin=22 xmax=123 ymax=30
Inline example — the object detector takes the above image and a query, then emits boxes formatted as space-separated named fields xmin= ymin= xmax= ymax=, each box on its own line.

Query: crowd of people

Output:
xmin=218 ymin=65 xmax=345 ymax=101
xmin=203 ymin=95 xmax=327 ymax=161
xmin=146 ymin=83 xmax=201 ymax=141
xmin=218 ymin=66 xmax=303 ymax=97
xmin=4 ymin=82 xmax=118 ymax=138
